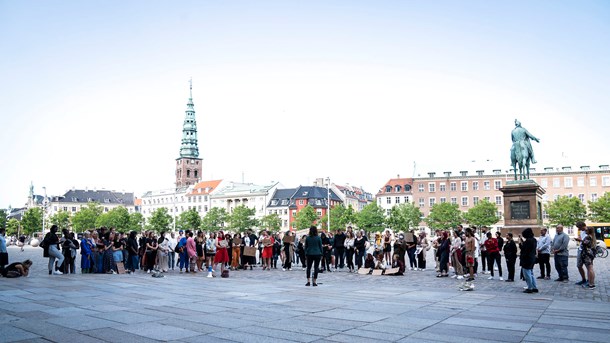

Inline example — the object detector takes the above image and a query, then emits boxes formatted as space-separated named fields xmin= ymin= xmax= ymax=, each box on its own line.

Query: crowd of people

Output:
xmin=0 ymin=222 xmax=600 ymax=292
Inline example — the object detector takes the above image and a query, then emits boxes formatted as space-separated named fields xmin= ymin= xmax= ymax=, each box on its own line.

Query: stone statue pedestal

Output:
xmin=499 ymin=180 xmax=546 ymax=236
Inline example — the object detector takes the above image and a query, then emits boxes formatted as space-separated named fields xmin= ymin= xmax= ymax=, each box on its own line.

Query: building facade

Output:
xmin=211 ymin=182 xmax=282 ymax=221
xmin=375 ymin=176 xmax=415 ymax=215
xmin=46 ymin=189 xmax=136 ymax=218
xmin=266 ymin=188 xmax=297 ymax=231
xmin=288 ymin=185 xmax=343 ymax=229
xmin=175 ymin=81 xmax=202 ymax=188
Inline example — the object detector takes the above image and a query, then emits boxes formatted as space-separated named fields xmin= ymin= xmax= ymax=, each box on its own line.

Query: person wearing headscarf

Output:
xmin=80 ymin=231 xmax=93 ymax=273
xmin=436 ymin=231 xmax=450 ymax=277
xmin=519 ymin=228 xmax=538 ymax=293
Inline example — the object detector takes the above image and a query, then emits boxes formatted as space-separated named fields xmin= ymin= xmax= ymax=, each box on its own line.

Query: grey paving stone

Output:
xmin=310 ymin=308 xmax=391 ymax=322
xmin=90 ymin=310 xmax=164 ymax=324
xmin=46 ymin=314 xmax=119 ymax=330
xmin=209 ymin=330 xmax=294 ymax=343
xmin=234 ymin=326 xmax=322 ymax=343
xmin=81 ymin=328 xmax=160 ymax=343
xmin=441 ymin=316 xmax=534 ymax=331
xmin=115 ymin=321 xmax=201 ymax=341
xmin=406 ymin=331 xmax=496 ymax=343
xmin=0 ymin=326 xmax=40 ymax=343
xmin=341 ymin=328 xmax=406 ymax=341
xmin=421 ymin=323 xmax=526 ymax=342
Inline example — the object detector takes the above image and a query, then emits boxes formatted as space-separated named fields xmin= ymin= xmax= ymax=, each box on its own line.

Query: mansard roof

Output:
xmin=52 ymin=189 xmax=135 ymax=206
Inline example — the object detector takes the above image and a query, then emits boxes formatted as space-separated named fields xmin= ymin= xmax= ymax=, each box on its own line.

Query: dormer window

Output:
xmin=395 ymin=185 xmax=402 ymax=192
xmin=385 ymin=185 xmax=392 ymax=192
xmin=404 ymin=185 xmax=412 ymax=192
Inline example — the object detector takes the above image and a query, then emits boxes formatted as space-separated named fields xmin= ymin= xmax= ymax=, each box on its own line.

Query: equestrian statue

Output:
xmin=510 ymin=119 xmax=540 ymax=180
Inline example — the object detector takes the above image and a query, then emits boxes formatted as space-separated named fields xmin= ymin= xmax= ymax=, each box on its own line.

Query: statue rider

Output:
xmin=511 ymin=119 xmax=540 ymax=164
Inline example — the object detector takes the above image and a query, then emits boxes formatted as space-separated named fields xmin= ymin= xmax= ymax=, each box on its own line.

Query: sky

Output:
xmin=1 ymin=0 xmax=609 ymax=208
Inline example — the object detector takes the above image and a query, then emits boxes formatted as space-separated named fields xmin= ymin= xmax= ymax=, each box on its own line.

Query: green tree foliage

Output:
xmin=6 ymin=218 xmax=20 ymax=236
xmin=463 ymin=199 xmax=499 ymax=228
xmin=386 ymin=203 xmax=423 ymax=232
xmin=227 ymin=205 xmax=258 ymax=233
xmin=128 ymin=212 xmax=144 ymax=232
xmin=425 ymin=202 xmax=462 ymax=230
xmin=49 ymin=210 xmax=71 ymax=231
xmin=148 ymin=207 xmax=173 ymax=233
xmin=21 ymin=207 xmax=43 ymax=235
xmin=71 ymin=202 xmax=103 ymax=232
xmin=294 ymin=205 xmax=319 ymax=230
xmin=588 ymin=192 xmax=610 ymax=222
xmin=0 ymin=209 xmax=7 ymax=229
xmin=259 ymin=213 xmax=281 ymax=233
xmin=96 ymin=206 xmax=130 ymax=231
xmin=545 ymin=196 xmax=587 ymax=227
xmin=320 ymin=204 xmax=358 ymax=232
xmin=176 ymin=208 xmax=202 ymax=231
xmin=355 ymin=202 xmax=386 ymax=233
xmin=201 ymin=207 xmax=228 ymax=232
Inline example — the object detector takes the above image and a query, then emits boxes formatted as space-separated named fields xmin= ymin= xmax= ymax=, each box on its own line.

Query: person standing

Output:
xmin=580 ymin=226 xmax=597 ymax=290
xmin=574 ymin=221 xmax=589 ymax=286
xmin=536 ymin=228 xmax=551 ymax=280
xmin=304 ymin=226 xmax=323 ymax=287
xmin=214 ymin=231 xmax=229 ymax=277
xmin=393 ymin=233 xmax=407 ymax=270
xmin=167 ymin=232 xmax=177 ymax=271
xmin=480 ymin=227 xmax=489 ymax=274
xmin=282 ymin=231 xmax=294 ymax=271
xmin=450 ymin=230 xmax=464 ymax=279
xmin=157 ymin=232 xmax=169 ymax=273
xmin=0 ymin=228 xmax=8 ymax=269
xmin=552 ymin=224 xmax=570 ymax=282
xmin=406 ymin=230 xmax=418 ymax=270
xmin=520 ymin=228 xmax=538 ymax=293
xmin=484 ymin=232 xmax=503 ymax=281
xmin=320 ymin=232 xmax=332 ymax=272
xmin=417 ymin=232 xmax=429 ymax=271
xmin=344 ymin=230 xmax=355 ymax=273
xmin=177 ymin=231 xmax=189 ymax=273
xmin=353 ymin=231 xmax=366 ymax=271
xmin=333 ymin=228 xmax=346 ymax=269
xmin=126 ymin=231 xmax=139 ymax=273
xmin=436 ymin=231 xmax=450 ymax=277
xmin=464 ymin=228 xmax=475 ymax=281
xmin=42 ymin=225 xmax=64 ymax=275
xmin=503 ymin=233 xmax=517 ymax=282
xmin=80 ymin=231 xmax=93 ymax=273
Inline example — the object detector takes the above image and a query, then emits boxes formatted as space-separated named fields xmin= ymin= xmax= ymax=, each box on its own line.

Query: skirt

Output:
xmin=214 ymin=248 xmax=229 ymax=264
xmin=262 ymin=246 xmax=273 ymax=259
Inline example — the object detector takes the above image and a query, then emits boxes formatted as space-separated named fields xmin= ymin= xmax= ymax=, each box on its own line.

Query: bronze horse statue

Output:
xmin=511 ymin=140 xmax=531 ymax=180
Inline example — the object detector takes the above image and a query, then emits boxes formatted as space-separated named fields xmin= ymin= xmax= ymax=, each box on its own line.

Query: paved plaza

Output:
xmin=1 ymin=246 xmax=609 ymax=343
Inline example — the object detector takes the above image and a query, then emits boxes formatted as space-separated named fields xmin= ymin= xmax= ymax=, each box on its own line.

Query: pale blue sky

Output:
xmin=1 ymin=1 xmax=609 ymax=208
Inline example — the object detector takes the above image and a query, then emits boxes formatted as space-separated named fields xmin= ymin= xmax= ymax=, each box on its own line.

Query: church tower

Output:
xmin=175 ymin=79 xmax=203 ymax=188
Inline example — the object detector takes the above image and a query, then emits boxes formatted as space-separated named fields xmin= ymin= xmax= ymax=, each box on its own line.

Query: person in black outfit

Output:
xmin=353 ymin=231 xmax=367 ymax=270
xmin=406 ymin=230 xmax=418 ymax=270
xmin=1 ymin=259 xmax=32 ymax=278
xmin=503 ymin=232 xmax=517 ymax=282
xmin=520 ymin=228 xmax=538 ymax=293
xmin=437 ymin=231 xmax=450 ymax=277
xmin=333 ymin=229 xmax=346 ymax=269
xmin=320 ymin=232 xmax=332 ymax=272
xmin=126 ymin=231 xmax=139 ymax=273
xmin=304 ymin=226 xmax=323 ymax=286
xmin=282 ymin=231 xmax=294 ymax=271
xmin=297 ymin=235 xmax=306 ymax=269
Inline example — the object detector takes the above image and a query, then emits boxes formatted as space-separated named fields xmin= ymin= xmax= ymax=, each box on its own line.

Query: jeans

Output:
xmin=554 ymin=254 xmax=569 ymax=280
xmin=538 ymin=253 xmax=551 ymax=278
xmin=168 ymin=252 xmax=175 ymax=270
xmin=306 ymin=255 xmax=321 ymax=279
xmin=407 ymin=248 xmax=417 ymax=269
xmin=523 ymin=268 xmax=537 ymax=290
xmin=334 ymin=247 xmax=345 ymax=268
xmin=48 ymin=245 xmax=65 ymax=272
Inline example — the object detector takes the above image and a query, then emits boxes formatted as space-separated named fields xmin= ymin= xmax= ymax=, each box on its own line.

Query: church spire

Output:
xmin=179 ymin=79 xmax=199 ymax=158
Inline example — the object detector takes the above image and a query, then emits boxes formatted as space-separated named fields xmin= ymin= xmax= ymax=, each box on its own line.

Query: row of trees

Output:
xmin=1 ymin=192 xmax=609 ymax=236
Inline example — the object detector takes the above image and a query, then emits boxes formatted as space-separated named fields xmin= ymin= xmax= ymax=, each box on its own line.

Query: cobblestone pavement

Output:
xmin=1 ymin=246 xmax=609 ymax=342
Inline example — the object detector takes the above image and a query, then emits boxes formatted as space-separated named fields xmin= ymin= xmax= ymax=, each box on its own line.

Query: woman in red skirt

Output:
xmin=213 ymin=231 xmax=229 ymax=277
xmin=261 ymin=230 xmax=274 ymax=270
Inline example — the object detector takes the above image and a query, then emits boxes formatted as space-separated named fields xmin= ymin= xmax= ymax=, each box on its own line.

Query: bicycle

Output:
xmin=596 ymin=245 xmax=608 ymax=258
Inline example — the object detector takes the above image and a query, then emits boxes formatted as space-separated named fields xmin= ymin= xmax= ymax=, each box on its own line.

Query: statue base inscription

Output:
xmin=499 ymin=181 xmax=546 ymax=237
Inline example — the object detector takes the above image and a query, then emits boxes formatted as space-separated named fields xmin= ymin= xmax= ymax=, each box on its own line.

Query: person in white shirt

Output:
xmin=536 ymin=228 xmax=551 ymax=280
xmin=167 ymin=232 xmax=177 ymax=271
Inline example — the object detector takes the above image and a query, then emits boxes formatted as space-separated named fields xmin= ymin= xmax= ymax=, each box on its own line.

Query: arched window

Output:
xmin=404 ymin=185 xmax=412 ymax=192
xmin=395 ymin=185 xmax=402 ymax=192
xmin=194 ymin=170 xmax=198 ymax=178
xmin=385 ymin=185 xmax=392 ymax=192
xmin=187 ymin=170 xmax=191 ymax=177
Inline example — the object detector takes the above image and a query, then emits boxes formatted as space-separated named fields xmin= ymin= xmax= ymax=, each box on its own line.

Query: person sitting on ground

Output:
xmin=1 ymin=259 xmax=32 ymax=278
xmin=374 ymin=253 xmax=386 ymax=271
xmin=364 ymin=253 xmax=375 ymax=272
xmin=390 ymin=254 xmax=405 ymax=276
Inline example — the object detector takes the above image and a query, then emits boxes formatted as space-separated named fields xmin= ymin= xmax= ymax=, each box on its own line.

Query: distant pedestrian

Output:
xmin=484 ymin=232 xmax=502 ymax=281
xmin=574 ymin=221 xmax=589 ymax=286
xmin=552 ymin=225 xmax=570 ymax=282
xmin=520 ymin=228 xmax=538 ymax=293
xmin=580 ymin=225 xmax=597 ymax=290
xmin=536 ymin=228 xmax=551 ymax=280
xmin=333 ymin=228 xmax=346 ymax=269
xmin=42 ymin=225 xmax=64 ymax=275
xmin=417 ymin=231 xmax=429 ymax=271
xmin=305 ymin=226 xmax=323 ymax=287
xmin=353 ymin=231 xmax=366 ymax=270
xmin=344 ymin=230 xmax=355 ymax=273
xmin=464 ymin=228 xmax=476 ymax=281
xmin=503 ymin=232 xmax=517 ymax=282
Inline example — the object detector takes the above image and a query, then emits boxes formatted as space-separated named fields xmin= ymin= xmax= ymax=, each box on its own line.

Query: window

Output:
xmin=298 ymin=200 xmax=303 ymax=205
xmin=497 ymin=211 xmax=503 ymax=218
xmin=418 ymin=184 xmax=424 ymax=192
xmin=419 ymin=198 xmax=425 ymax=208
xmin=577 ymin=177 xmax=585 ymax=187
xmin=450 ymin=182 xmax=457 ymax=191
xmin=461 ymin=196 xmax=468 ymax=206
xmin=485 ymin=196 xmax=491 ymax=202
xmin=429 ymin=198 xmax=436 ymax=207
xmin=386 ymin=209 xmax=391 ymax=215
xmin=578 ymin=194 xmax=585 ymax=202
xmin=53 ymin=206 xmax=57 ymax=211
xmin=395 ymin=185 xmax=401 ymax=192
xmin=385 ymin=185 xmax=392 ymax=192
xmin=395 ymin=196 xmax=400 ymax=204
xmin=494 ymin=180 xmax=502 ymax=190
xmin=316 ymin=210 xmax=322 ymax=216
xmin=473 ymin=196 xmax=479 ymax=205
xmin=458 ymin=181 xmax=466 ymax=192
xmin=428 ymin=183 xmax=436 ymax=192
xmin=387 ymin=197 xmax=391 ymax=204
xmin=472 ymin=181 xmax=479 ymax=191
xmin=553 ymin=178 xmax=560 ymax=188
xmin=63 ymin=206 xmax=68 ymax=211
xmin=603 ymin=176 xmax=610 ymax=186
xmin=71 ymin=207 xmax=77 ymax=212
xmin=404 ymin=196 xmax=409 ymax=203
xmin=591 ymin=193 xmax=598 ymax=201
xmin=404 ymin=185 xmax=412 ymax=192
xmin=440 ymin=197 xmax=446 ymax=203
xmin=495 ymin=196 xmax=502 ymax=205
xmin=439 ymin=183 xmax=446 ymax=192
xmin=451 ymin=197 xmax=457 ymax=205
xmin=540 ymin=179 xmax=548 ymax=188
xmin=591 ymin=177 xmax=597 ymax=187
xmin=564 ymin=177 xmax=573 ymax=188
xmin=484 ymin=181 xmax=490 ymax=190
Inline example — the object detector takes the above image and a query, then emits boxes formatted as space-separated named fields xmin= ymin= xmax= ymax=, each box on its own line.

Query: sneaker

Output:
xmin=544 ymin=276 xmax=550 ymax=280
xmin=523 ymin=289 xmax=533 ymax=293
xmin=451 ymin=275 xmax=457 ymax=279
xmin=554 ymin=278 xmax=563 ymax=282
xmin=523 ymin=286 xmax=529 ymax=289
xmin=505 ymin=279 xmax=514 ymax=282
xmin=457 ymin=276 xmax=464 ymax=280
xmin=536 ymin=276 xmax=544 ymax=279
xmin=488 ymin=276 xmax=494 ymax=280
xmin=532 ymin=289 xmax=539 ymax=293
xmin=575 ymin=280 xmax=588 ymax=286
xmin=282 ymin=268 xmax=286 ymax=271
xmin=562 ymin=279 xmax=569 ymax=283
xmin=207 ymin=272 xmax=213 ymax=278
xmin=147 ymin=270 xmax=150 ymax=274
xmin=499 ymin=277 xmax=504 ymax=281
xmin=466 ymin=277 xmax=475 ymax=282
xmin=53 ymin=270 xmax=63 ymax=275
xmin=587 ymin=285 xmax=596 ymax=290
xmin=494 ymin=267 xmax=498 ymax=271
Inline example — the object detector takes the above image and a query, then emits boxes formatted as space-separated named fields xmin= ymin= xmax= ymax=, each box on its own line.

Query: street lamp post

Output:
xmin=326 ymin=177 xmax=330 ymax=232
xmin=42 ymin=186 xmax=47 ymax=234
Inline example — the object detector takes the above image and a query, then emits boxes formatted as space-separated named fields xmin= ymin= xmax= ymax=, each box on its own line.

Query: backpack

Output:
xmin=175 ymin=242 xmax=184 ymax=253
xmin=221 ymin=269 xmax=229 ymax=278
